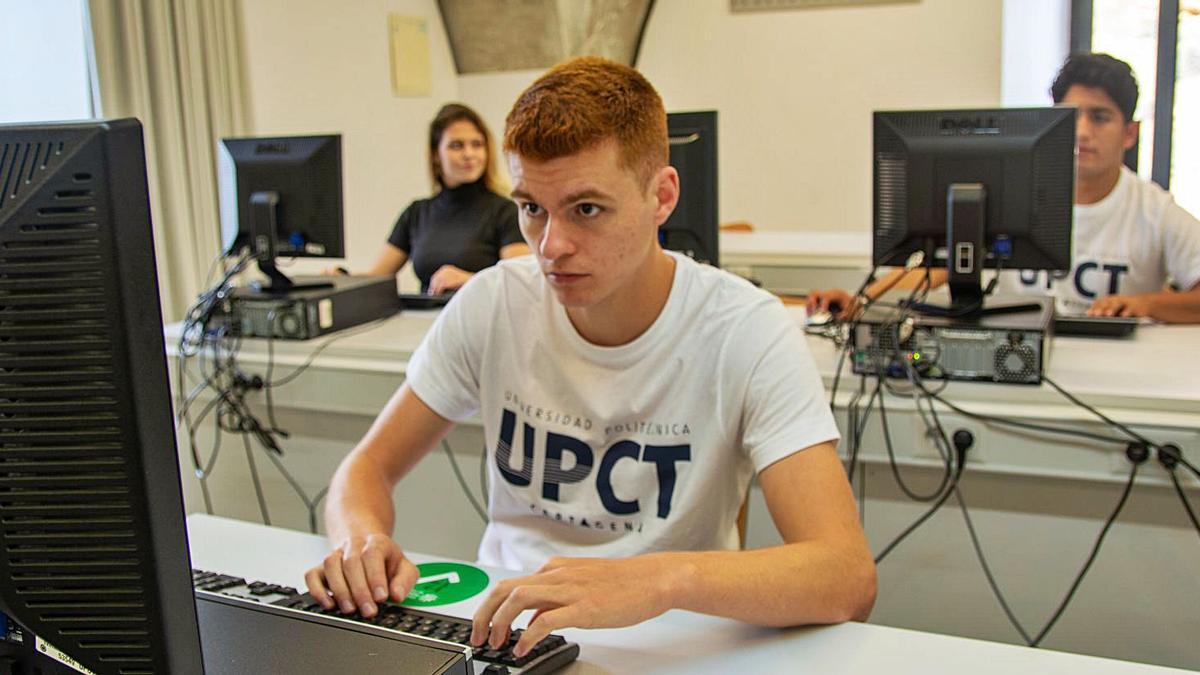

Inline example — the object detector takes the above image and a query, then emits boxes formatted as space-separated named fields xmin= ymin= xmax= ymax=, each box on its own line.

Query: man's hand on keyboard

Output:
xmin=1086 ymin=293 xmax=1152 ymax=318
xmin=470 ymin=553 xmax=687 ymax=658
xmin=303 ymin=533 xmax=420 ymax=618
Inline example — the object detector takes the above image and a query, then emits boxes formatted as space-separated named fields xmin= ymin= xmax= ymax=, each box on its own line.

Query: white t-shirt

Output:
xmin=406 ymin=251 xmax=840 ymax=571
xmin=1002 ymin=166 xmax=1200 ymax=313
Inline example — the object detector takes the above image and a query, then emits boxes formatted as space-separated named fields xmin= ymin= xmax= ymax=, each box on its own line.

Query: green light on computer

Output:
xmin=912 ymin=352 xmax=921 ymax=361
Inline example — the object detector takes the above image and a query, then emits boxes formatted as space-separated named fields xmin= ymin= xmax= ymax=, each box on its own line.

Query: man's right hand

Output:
xmin=304 ymin=533 xmax=420 ymax=618
xmin=806 ymin=288 xmax=857 ymax=320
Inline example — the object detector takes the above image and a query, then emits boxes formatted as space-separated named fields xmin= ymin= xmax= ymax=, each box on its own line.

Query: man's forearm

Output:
xmin=324 ymin=452 xmax=399 ymax=545
xmin=865 ymin=267 xmax=947 ymax=300
xmin=1144 ymin=289 xmax=1200 ymax=323
xmin=661 ymin=541 xmax=876 ymax=626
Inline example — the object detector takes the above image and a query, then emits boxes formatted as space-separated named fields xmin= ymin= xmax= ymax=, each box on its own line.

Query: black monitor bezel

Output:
xmin=872 ymin=106 xmax=1076 ymax=273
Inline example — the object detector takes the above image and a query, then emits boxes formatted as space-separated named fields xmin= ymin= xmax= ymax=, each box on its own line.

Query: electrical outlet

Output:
xmin=912 ymin=425 xmax=943 ymax=460
xmin=910 ymin=419 xmax=982 ymax=464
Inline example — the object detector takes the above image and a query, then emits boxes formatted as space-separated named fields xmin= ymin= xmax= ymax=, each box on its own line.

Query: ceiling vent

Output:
xmin=437 ymin=0 xmax=655 ymax=74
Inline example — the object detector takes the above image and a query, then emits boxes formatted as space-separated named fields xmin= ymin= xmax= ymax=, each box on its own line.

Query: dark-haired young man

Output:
xmin=809 ymin=52 xmax=1200 ymax=323
xmin=305 ymin=57 xmax=876 ymax=657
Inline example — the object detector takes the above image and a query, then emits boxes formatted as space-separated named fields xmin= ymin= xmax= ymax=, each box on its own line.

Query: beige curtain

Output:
xmin=86 ymin=0 xmax=250 ymax=321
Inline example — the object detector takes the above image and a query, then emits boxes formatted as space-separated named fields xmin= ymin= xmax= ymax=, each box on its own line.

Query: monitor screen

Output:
xmin=660 ymin=111 xmax=718 ymax=268
xmin=0 ymin=120 xmax=204 ymax=672
xmin=218 ymin=134 xmax=344 ymax=259
xmin=873 ymin=107 xmax=1076 ymax=314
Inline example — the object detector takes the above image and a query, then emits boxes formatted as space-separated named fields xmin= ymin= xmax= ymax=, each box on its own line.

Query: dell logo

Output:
xmin=254 ymin=142 xmax=290 ymax=154
xmin=939 ymin=116 xmax=1001 ymax=135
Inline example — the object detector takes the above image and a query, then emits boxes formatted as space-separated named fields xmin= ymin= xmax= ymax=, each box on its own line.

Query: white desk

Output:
xmin=719 ymin=230 xmax=872 ymax=293
xmin=186 ymin=514 xmax=1192 ymax=674
xmin=166 ymin=311 xmax=1200 ymax=670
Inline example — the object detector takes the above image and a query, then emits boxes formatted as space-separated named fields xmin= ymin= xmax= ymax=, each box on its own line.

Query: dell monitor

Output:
xmin=218 ymin=134 xmax=343 ymax=293
xmin=661 ymin=111 xmax=719 ymax=267
xmin=873 ymin=107 xmax=1076 ymax=316
xmin=0 ymin=119 xmax=204 ymax=672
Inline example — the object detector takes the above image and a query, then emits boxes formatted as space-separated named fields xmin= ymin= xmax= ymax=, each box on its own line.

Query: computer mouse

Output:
xmin=806 ymin=310 xmax=834 ymax=327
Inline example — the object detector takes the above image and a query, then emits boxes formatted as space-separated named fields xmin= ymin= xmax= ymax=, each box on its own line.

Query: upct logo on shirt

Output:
xmin=1018 ymin=258 xmax=1130 ymax=299
xmin=493 ymin=397 xmax=692 ymax=525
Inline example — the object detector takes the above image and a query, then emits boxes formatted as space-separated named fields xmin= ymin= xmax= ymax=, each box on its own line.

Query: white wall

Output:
xmin=239 ymin=0 xmax=458 ymax=279
xmin=1001 ymin=0 xmax=1070 ymax=107
xmin=633 ymin=0 xmax=1003 ymax=233
xmin=240 ymin=0 xmax=1004 ymax=266
xmin=458 ymin=0 xmax=1005 ymax=235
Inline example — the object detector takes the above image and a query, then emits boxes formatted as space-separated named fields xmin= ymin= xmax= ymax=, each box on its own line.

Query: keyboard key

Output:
xmin=192 ymin=574 xmax=580 ymax=674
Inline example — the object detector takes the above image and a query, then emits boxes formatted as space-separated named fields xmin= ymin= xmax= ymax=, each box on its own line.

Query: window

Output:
xmin=1173 ymin=4 xmax=1199 ymax=215
xmin=1091 ymin=0 xmax=1159 ymax=180
xmin=0 ymin=0 xmax=94 ymax=124
xmin=1076 ymin=0 xmax=1199 ymax=216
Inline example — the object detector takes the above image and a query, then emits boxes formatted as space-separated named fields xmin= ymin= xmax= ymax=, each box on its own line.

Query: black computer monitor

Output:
xmin=0 ymin=120 xmax=204 ymax=672
xmin=873 ymin=107 xmax=1076 ymax=315
xmin=660 ymin=111 xmax=718 ymax=267
xmin=218 ymin=134 xmax=343 ymax=293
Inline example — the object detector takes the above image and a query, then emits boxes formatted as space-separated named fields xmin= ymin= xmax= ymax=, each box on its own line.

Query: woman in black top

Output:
xmin=354 ymin=104 xmax=528 ymax=294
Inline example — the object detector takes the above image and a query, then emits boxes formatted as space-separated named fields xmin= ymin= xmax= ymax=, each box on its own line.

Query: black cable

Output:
xmin=1168 ymin=472 xmax=1200 ymax=538
xmin=859 ymin=285 xmax=1162 ymax=649
xmin=873 ymin=368 xmax=964 ymax=565
xmin=259 ymin=446 xmax=327 ymax=534
xmin=443 ymin=440 xmax=487 ymax=524
xmin=264 ymin=317 xmax=390 ymax=388
xmin=1029 ymin=463 xmax=1139 ymax=647
xmin=873 ymin=412 xmax=967 ymax=566
xmin=1176 ymin=454 xmax=1200 ymax=482
xmin=242 ymin=431 xmax=271 ymax=526
xmin=860 ymin=280 xmax=954 ymax=503
xmin=925 ymin=390 xmax=1130 ymax=446
xmin=1157 ymin=445 xmax=1200 ymax=539
xmin=829 ymin=264 xmax=884 ymax=411
xmin=175 ymin=255 xmax=378 ymax=528
xmin=264 ymin=309 xmax=285 ymax=435
xmin=918 ymin=382 xmax=1033 ymax=644
xmin=954 ymin=487 xmax=1034 ymax=645
xmin=844 ymin=375 xmax=871 ymax=483
xmin=873 ymin=464 xmax=964 ymax=564
xmin=831 ymin=254 xmax=927 ymax=408
xmin=877 ymin=383 xmax=951 ymax=502
xmin=846 ymin=380 xmax=878 ymax=484
xmin=1041 ymin=375 xmax=1158 ymax=450
xmin=920 ymin=356 xmax=1156 ymax=648
xmin=309 ymin=487 xmax=330 ymax=534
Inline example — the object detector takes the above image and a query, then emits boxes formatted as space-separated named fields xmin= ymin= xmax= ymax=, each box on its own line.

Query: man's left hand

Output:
xmin=429 ymin=265 xmax=473 ymax=295
xmin=470 ymin=554 xmax=686 ymax=657
xmin=1086 ymin=294 xmax=1153 ymax=318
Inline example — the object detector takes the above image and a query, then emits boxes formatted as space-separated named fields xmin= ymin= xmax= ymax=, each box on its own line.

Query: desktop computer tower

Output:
xmin=229 ymin=275 xmax=400 ymax=340
xmin=850 ymin=299 xmax=1053 ymax=385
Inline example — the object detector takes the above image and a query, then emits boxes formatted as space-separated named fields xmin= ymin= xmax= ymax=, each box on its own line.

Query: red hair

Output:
xmin=504 ymin=56 xmax=668 ymax=186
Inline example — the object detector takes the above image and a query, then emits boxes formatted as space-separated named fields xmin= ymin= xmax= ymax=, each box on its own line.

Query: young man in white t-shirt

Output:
xmin=809 ymin=53 xmax=1200 ymax=323
xmin=305 ymin=57 xmax=875 ymax=658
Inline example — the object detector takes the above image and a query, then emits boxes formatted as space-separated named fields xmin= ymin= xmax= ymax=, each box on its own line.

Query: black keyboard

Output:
xmin=399 ymin=292 xmax=454 ymax=310
xmin=1053 ymin=315 xmax=1139 ymax=338
xmin=193 ymin=569 xmax=580 ymax=675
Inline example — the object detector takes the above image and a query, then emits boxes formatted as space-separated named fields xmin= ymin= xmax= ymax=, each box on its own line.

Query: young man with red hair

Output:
xmin=307 ymin=57 xmax=875 ymax=657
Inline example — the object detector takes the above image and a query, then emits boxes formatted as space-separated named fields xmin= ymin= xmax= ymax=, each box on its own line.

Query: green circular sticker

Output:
xmin=402 ymin=562 xmax=490 ymax=607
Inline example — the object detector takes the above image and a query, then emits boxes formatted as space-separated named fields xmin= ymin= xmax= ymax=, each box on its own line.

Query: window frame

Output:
xmin=1071 ymin=0 xmax=1181 ymax=189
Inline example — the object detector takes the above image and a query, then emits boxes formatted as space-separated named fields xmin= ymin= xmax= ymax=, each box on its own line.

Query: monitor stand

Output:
xmin=906 ymin=183 xmax=1041 ymax=319
xmin=248 ymin=190 xmax=332 ymax=295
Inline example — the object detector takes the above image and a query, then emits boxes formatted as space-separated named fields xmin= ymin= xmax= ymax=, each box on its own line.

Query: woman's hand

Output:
xmin=429 ymin=265 xmax=473 ymax=294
